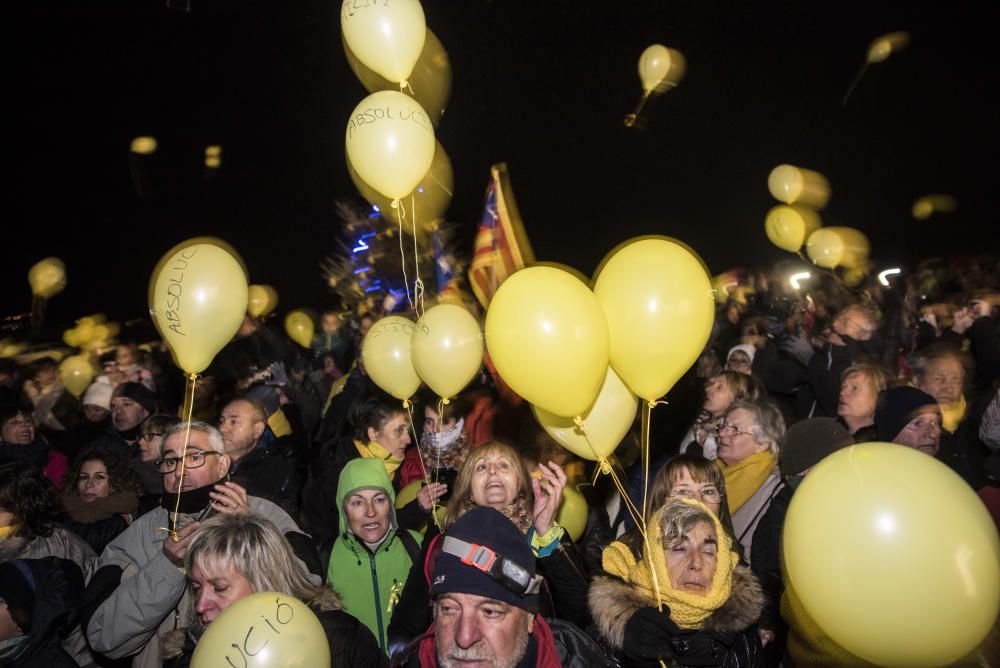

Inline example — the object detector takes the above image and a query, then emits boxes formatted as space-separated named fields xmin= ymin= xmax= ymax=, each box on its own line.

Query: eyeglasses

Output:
xmin=670 ymin=486 xmax=722 ymax=503
xmin=139 ymin=432 xmax=163 ymax=441
xmin=155 ymin=450 xmax=221 ymax=474
xmin=716 ymin=423 xmax=756 ymax=438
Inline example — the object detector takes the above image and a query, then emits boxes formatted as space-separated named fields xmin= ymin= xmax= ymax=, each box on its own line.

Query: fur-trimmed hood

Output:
xmin=589 ymin=566 xmax=765 ymax=652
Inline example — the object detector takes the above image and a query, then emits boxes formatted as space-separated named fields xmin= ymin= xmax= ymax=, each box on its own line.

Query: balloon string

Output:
xmin=842 ymin=60 xmax=869 ymax=108
xmin=411 ymin=193 xmax=425 ymax=319
xmin=624 ymin=91 xmax=651 ymax=128
xmin=404 ymin=400 xmax=442 ymax=531
xmin=396 ymin=200 xmax=414 ymax=310
xmin=170 ymin=373 xmax=199 ymax=536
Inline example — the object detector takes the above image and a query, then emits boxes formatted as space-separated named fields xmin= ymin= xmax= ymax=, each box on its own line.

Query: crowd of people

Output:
xmin=1 ymin=253 xmax=999 ymax=667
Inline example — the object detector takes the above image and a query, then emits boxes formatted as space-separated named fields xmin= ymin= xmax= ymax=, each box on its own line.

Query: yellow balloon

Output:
xmin=912 ymin=193 xmax=957 ymax=220
xmin=63 ymin=328 xmax=81 ymax=348
xmin=783 ymin=443 xmax=1000 ymax=667
xmin=805 ymin=227 xmax=870 ymax=269
xmin=593 ymin=237 xmax=714 ymax=403
xmin=346 ymin=90 xmax=436 ymax=201
xmin=764 ymin=205 xmax=821 ymax=253
xmin=284 ymin=310 xmax=314 ymax=349
xmin=767 ymin=164 xmax=831 ymax=209
xmin=485 ymin=266 xmax=609 ymax=418
xmin=248 ymin=284 xmax=279 ymax=318
xmin=638 ymin=44 xmax=686 ymax=94
xmin=28 ymin=257 xmax=66 ymax=298
xmin=867 ymin=31 xmax=910 ymax=63
xmin=149 ymin=239 xmax=249 ymax=375
xmin=532 ymin=367 xmax=637 ymax=462
xmin=362 ymin=315 xmax=422 ymax=401
xmin=556 ymin=484 xmax=589 ymax=542
xmin=411 ymin=304 xmax=483 ymax=400
xmin=348 ymin=140 xmax=453 ymax=235
xmin=341 ymin=0 xmax=425 ymax=83
xmin=344 ymin=28 xmax=451 ymax=128
xmin=191 ymin=592 xmax=330 ymax=668
xmin=59 ymin=355 xmax=94 ymax=397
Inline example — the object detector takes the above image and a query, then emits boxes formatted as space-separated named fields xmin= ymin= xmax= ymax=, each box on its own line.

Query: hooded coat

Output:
xmin=589 ymin=567 xmax=766 ymax=667
xmin=326 ymin=458 xmax=422 ymax=654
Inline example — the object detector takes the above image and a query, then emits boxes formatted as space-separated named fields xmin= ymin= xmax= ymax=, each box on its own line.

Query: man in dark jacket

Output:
xmin=393 ymin=506 xmax=609 ymax=668
xmin=219 ymin=398 xmax=299 ymax=515
xmin=83 ymin=382 xmax=158 ymax=459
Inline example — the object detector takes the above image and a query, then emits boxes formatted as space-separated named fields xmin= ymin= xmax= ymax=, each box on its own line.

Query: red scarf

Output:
xmin=416 ymin=616 xmax=562 ymax=667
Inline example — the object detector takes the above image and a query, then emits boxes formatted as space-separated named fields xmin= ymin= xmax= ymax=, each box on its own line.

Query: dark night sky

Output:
xmin=12 ymin=0 xmax=999 ymax=331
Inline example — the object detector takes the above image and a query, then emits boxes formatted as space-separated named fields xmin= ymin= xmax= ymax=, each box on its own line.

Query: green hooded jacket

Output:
xmin=326 ymin=457 xmax=421 ymax=653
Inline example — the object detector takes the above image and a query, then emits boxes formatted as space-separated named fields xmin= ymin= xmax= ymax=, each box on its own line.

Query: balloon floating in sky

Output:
xmin=844 ymin=31 xmax=911 ymax=105
xmin=340 ymin=0 xmax=426 ymax=85
xmin=767 ymin=164 xmax=831 ymax=210
xmin=764 ymin=204 xmax=822 ymax=253
xmin=912 ymin=193 xmax=957 ymax=220
xmin=806 ymin=227 xmax=870 ymax=270
xmin=625 ymin=44 xmax=686 ymax=128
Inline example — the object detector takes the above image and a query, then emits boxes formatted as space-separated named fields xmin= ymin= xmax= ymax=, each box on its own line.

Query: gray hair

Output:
xmin=160 ymin=421 xmax=226 ymax=457
xmin=186 ymin=513 xmax=337 ymax=610
xmin=724 ymin=400 xmax=786 ymax=457
xmin=658 ymin=500 xmax=718 ymax=551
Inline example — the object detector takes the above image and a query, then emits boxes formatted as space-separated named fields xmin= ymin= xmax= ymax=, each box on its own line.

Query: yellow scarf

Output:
xmin=0 ymin=524 xmax=19 ymax=540
xmin=940 ymin=395 xmax=967 ymax=433
xmin=354 ymin=440 xmax=404 ymax=480
xmin=716 ymin=450 xmax=776 ymax=514
xmin=602 ymin=499 xmax=737 ymax=629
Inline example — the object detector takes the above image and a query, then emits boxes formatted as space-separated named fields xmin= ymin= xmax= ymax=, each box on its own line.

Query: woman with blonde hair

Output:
xmin=386 ymin=441 xmax=591 ymax=654
xmin=163 ymin=512 xmax=385 ymax=667
xmin=837 ymin=362 xmax=895 ymax=441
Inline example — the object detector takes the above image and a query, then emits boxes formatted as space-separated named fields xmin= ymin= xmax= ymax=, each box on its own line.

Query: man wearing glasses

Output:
xmin=81 ymin=422 xmax=320 ymax=668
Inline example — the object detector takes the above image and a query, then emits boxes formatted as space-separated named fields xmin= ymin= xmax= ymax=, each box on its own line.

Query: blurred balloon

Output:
xmin=711 ymin=272 xmax=740 ymax=305
xmin=28 ymin=257 xmax=67 ymax=299
xmin=783 ymin=443 xmax=1000 ymax=667
xmin=362 ymin=315 xmax=422 ymax=401
xmin=485 ymin=266 xmax=608 ymax=418
xmin=637 ymin=44 xmax=686 ymax=94
xmin=348 ymin=140 xmax=453 ymax=235
xmin=912 ymin=193 xmax=957 ymax=220
xmin=805 ymin=227 xmax=870 ymax=270
xmin=764 ymin=205 xmax=822 ymax=253
xmin=346 ymin=90 xmax=436 ymax=201
xmin=593 ymin=237 xmax=714 ymax=403
xmin=533 ymin=367 xmax=637 ymax=462
xmin=284 ymin=310 xmax=314 ymax=349
xmin=767 ymin=165 xmax=831 ymax=209
xmin=247 ymin=285 xmax=279 ymax=318
xmin=867 ymin=31 xmax=911 ymax=63
xmin=344 ymin=28 xmax=451 ymax=128
xmin=0 ymin=340 xmax=28 ymax=359
xmin=191 ymin=592 xmax=330 ymax=668
xmin=149 ymin=238 xmax=249 ymax=375
xmin=59 ymin=355 xmax=94 ymax=397
xmin=556 ymin=483 xmax=588 ymax=542
xmin=411 ymin=304 xmax=483 ymax=400
xmin=341 ymin=0 xmax=425 ymax=84
xmin=130 ymin=136 xmax=158 ymax=154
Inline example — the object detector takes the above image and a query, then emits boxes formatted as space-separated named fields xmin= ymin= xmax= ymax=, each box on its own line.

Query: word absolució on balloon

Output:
xmin=159 ymin=247 xmax=199 ymax=336
xmin=346 ymin=105 xmax=431 ymax=140
xmin=220 ymin=596 xmax=296 ymax=667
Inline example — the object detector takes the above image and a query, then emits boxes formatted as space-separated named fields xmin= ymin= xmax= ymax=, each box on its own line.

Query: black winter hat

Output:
xmin=111 ymin=382 xmax=158 ymax=415
xmin=874 ymin=386 xmax=939 ymax=442
xmin=780 ymin=418 xmax=855 ymax=476
xmin=430 ymin=506 xmax=540 ymax=612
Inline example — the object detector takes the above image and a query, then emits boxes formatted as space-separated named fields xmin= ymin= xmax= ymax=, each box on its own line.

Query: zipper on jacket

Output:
xmin=369 ymin=550 xmax=386 ymax=651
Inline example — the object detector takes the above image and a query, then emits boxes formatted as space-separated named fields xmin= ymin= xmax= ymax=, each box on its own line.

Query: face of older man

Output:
xmin=218 ymin=400 xmax=265 ymax=462
xmin=435 ymin=592 xmax=533 ymax=668
xmin=161 ymin=430 xmax=230 ymax=493
xmin=892 ymin=406 xmax=942 ymax=457
xmin=916 ymin=356 xmax=964 ymax=407
xmin=111 ymin=396 xmax=149 ymax=433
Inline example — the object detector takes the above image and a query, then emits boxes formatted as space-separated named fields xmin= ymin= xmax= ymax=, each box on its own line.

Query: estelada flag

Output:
xmin=467 ymin=163 xmax=535 ymax=308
